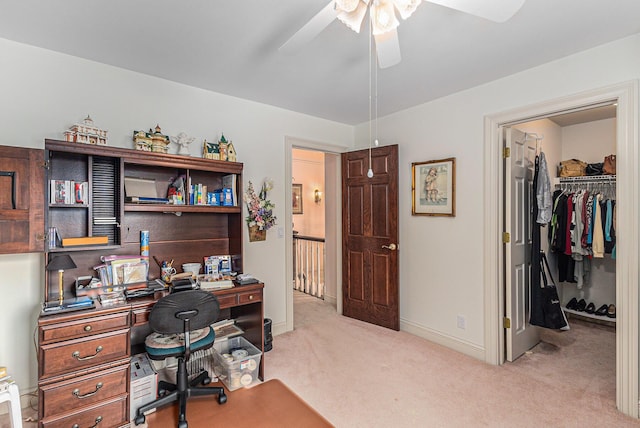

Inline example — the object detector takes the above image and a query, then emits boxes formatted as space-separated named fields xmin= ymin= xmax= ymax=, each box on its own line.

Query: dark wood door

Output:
xmin=0 ymin=145 xmax=44 ymax=254
xmin=342 ymin=144 xmax=399 ymax=330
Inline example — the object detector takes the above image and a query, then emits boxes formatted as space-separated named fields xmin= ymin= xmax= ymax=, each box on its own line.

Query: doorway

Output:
xmin=483 ymin=82 xmax=639 ymax=417
xmin=285 ymin=137 xmax=344 ymax=333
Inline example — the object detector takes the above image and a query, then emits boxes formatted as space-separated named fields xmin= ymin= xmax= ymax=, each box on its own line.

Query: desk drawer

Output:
xmin=40 ymin=330 xmax=130 ymax=379
xmin=238 ymin=289 xmax=262 ymax=305
xmin=217 ymin=294 xmax=238 ymax=309
xmin=40 ymin=312 xmax=130 ymax=344
xmin=41 ymin=395 xmax=128 ymax=428
xmin=40 ymin=365 xmax=129 ymax=419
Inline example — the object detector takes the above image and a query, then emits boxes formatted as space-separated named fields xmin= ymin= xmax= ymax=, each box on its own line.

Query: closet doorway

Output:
xmin=483 ymin=82 xmax=638 ymax=418
xmin=504 ymin=105 xmax=617 ymax=362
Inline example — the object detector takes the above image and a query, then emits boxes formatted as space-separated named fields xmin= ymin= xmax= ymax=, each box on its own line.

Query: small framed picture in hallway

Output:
xmin=412 ymin=157 xmax=456 ymax=216
xmin=292 ymin=183 xmax=303 ymax=214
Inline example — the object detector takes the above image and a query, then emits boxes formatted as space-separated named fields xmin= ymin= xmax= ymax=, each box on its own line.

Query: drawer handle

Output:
xmin=84 ymin=325 xmax=92 ymax=332
xmin=72 ymin=382 xmax=103 ymax=399
xmin=72 ymin=415 xmax=103 ymax=428
xmin=72 ymin=346 xmax=103 ymax=361
xmin=249 ymin=295 xmax=254 ymax=300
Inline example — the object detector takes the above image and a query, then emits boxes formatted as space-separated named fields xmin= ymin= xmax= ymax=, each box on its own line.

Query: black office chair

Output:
xmin=134 ymin=290 xmax=227 ymax=428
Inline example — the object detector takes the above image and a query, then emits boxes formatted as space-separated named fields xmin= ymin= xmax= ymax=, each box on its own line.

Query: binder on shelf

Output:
xmin=62 ymin=235 xmax=109 ymax=247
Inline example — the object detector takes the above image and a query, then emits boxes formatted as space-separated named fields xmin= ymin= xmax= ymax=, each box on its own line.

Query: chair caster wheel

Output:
xmin=202 ymin=376 xmax=211 ymax=385
xmin=134 ymin=415 xmax=146 ymax=425
xmin=178 ymin=421 xmax=188 ymax=428
xmin=218 ymin=393 xmax=227 ymax=404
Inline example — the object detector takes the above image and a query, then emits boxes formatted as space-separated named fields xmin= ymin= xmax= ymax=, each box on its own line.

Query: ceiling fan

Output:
xmin=280 ymin=0 xmax=527 ymax=68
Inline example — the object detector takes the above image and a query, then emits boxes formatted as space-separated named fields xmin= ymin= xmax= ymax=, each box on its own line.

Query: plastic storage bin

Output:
xmin=212 ymin=336 xmax=262 ymax=391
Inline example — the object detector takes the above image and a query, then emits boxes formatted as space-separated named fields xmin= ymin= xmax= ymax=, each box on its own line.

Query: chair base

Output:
xmin=134 ymin=357 xmax=226 ymax=428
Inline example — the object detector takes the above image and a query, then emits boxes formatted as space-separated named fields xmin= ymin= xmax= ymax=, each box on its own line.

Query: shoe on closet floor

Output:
xmin=595 ymin=304 xmax=609 ymax=316
xmin=576 ymin=299 xmax=587 ymax=312
xmin=607 ymin=304 xmax=616 ymax=318
xmin=566 ymin=298 xmax=578 ymax=310
xmin=585 ymin=302 xmax=596 ymax=314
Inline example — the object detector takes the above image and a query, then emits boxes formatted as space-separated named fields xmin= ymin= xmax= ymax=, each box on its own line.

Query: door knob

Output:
xmin=382 ymin=243 xmax=397 ymax=250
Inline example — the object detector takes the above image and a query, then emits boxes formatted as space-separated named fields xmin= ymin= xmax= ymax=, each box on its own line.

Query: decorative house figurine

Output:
xmin=218 ymin=133 xmax=236 ymax=162
xmin=203 ymin=139 xmax=220 ymax=160
xmin=133 ymin=130 xmax=152 ymax=151
xmin=170 ymin=132 xmax=195 ymax=156
xmin=64 ymin=115 xmax=107 ymax=145
xmin=150 ymin=125 xmax=170 ymax=153
xmin=218 ymin=134 xmax=229 ymax=161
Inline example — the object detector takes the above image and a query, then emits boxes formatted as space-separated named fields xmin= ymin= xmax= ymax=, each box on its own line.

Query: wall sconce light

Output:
xmin=314 ymin=188 xmax=322 ymax=204
xmin=46 ymin=254 xmax=77 ymax=305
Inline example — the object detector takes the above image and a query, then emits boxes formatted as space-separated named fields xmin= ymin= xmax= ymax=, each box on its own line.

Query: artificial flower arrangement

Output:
xmin=244 ymin=179 xmax=277 ymax=231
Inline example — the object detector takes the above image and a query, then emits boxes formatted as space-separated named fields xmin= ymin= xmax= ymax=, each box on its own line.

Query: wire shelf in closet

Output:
xmin=558 ymin=175 xmax=616 ymax=183
xmin=556 ymin=175 xmax=616 ymax=196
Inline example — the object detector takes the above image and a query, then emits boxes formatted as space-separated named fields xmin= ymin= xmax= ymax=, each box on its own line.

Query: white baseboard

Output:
xmin=272 ymin=319 xmax=289 ymax=337
xmin=400 ymin=318 xmax=485 ymax=361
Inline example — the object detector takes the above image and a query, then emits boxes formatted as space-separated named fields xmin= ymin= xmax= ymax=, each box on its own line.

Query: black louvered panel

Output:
xmin=92 ymin=156 xmax=120 ymax=244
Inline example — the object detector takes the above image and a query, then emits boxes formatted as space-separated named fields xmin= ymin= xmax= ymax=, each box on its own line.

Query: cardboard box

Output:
xmin=212 ymin=336 xmax=262 ymax=391
xmin=130 ymin=354 xmax=158 ymax=421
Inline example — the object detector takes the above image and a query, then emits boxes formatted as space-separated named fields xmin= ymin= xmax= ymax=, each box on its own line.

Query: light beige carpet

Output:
xmin=3 ymin=292 xmax=637 ymax=428
xmin=264 ymin=291 xmax=639 ymax=428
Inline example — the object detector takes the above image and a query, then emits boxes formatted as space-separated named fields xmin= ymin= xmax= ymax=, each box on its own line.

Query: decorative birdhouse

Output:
xmin=226 ymin=141 xmax=237 ymax=162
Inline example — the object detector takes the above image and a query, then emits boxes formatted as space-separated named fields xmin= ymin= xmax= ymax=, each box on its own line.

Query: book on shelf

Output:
xmin=222 ymin=174 xmax=237 ymax=206
xmin=125 ymin=196 xmax=169 ymax=204
xmin=62 ymin=235 xmax=109 ymax=247
xmin=50 ymin=180 xmax=88 ymax=204
xmin=47 ymin=227 xmax=62 ymax=249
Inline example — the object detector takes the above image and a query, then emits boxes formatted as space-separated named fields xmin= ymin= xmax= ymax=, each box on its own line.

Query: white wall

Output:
xmin=0 ymin=38 xmax=353 ymax=393
xmin=562 ymin=118 xmax=617 ymax=163
xmin=354 ymin=34 xmax=640 ymax=356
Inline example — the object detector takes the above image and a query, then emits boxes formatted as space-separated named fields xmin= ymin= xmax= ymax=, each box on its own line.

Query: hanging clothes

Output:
xmin=530 ymin=153 xmax=567 ymax=330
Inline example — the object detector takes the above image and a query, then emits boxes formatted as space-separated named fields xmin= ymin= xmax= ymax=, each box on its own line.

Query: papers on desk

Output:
xmin=42 ymin=296 xmax=95 ymax=315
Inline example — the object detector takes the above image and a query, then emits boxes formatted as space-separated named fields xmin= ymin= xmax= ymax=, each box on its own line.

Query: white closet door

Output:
xmin=505 ymin=127 xmax=541 ymax=362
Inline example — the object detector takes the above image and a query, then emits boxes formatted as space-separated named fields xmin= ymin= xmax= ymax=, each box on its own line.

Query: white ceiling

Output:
xmin=0 ymin=1 xmax=639 ymax=125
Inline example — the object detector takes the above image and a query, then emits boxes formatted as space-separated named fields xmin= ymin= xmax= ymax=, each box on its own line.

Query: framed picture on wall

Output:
xmin=411 ymin=157 xmax=456 ymax=216
xmin=292 ymin=183 xmax=303 ymax=214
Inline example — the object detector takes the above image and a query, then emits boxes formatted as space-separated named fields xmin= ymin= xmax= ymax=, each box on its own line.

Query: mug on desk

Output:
xmin=161 ymin=266 xmax=176 ymax=283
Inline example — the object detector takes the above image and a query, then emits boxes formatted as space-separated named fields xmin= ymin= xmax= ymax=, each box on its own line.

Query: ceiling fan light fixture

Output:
xmin=370 ymin=1 xmax=399 ymax=35
xmin=336 ymin=1 xmax=370 ymax=33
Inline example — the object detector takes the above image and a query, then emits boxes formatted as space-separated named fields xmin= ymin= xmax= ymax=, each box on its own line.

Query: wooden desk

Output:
xmin=145 ymin=379 xmax=333 ymax=428
xmin=37 ymin=284 xmax=264 ymax=428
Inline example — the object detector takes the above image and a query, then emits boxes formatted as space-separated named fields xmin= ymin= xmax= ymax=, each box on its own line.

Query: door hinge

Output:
xmin=503 ymin=317 xmax=511 ymax=329
xmin=502 ymin=232 xmax=510 ymax=243
xmin=503 ymin=147 xmax=510 ymax=158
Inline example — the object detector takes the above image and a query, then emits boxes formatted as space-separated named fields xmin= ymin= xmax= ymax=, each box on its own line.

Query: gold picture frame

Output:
xmin=411 ymin=157 xmax=456 ymax=216
xmin=292 ymin=183 xmax=303 ymax=215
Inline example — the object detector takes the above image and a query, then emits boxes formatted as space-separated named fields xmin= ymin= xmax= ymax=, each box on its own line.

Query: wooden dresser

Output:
xmin=37 ymin=307 xmax=131 ymax=428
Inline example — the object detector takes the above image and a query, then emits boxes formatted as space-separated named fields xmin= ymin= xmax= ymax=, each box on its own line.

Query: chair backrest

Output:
xmin=148 ymin=290 xmax=220 ymax=335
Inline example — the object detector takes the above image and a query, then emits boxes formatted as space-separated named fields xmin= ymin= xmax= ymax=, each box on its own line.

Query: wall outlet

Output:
xmin=457 ymin=315 xmax=466 ymax=330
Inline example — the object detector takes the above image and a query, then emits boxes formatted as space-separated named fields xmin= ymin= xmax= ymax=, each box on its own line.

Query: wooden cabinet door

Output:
xmin=0 ymin=145 xmax=44 ymax=254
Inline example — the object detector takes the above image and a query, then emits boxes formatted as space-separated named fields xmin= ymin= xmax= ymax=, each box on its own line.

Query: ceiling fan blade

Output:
xmin=427 ymin=0 xmax=526 ymax=23
xmin=374 ymin=29 xmax=401 ymax=69
xmin=279 ymin=1 xmax=337 ymax=52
